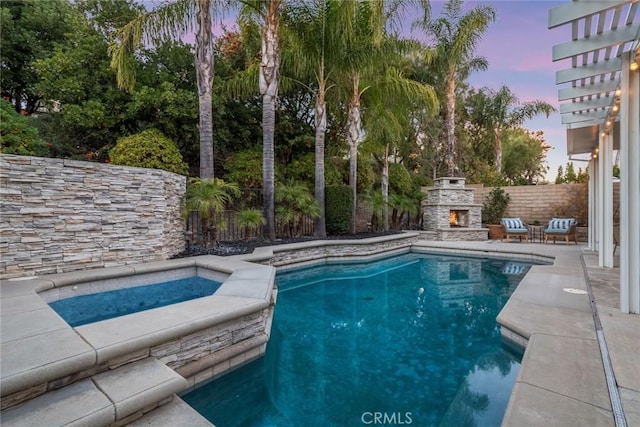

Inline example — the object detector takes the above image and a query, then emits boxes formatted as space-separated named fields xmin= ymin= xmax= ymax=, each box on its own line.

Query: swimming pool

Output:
xmin=49 ymin=276 xmax=222 ymax=327
xmin=183 ymin=253 xmax=530 ymax=426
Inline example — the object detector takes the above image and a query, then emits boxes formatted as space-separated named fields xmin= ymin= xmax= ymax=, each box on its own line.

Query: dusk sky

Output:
xmin=184 ymin=0 xmax=579 ymax=181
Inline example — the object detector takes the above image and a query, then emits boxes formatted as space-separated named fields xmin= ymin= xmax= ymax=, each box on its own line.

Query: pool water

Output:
xmin=183 ymin=253 xmax=530 ymax=427
xmin=49 ymin=276 xmax=222 ymax=327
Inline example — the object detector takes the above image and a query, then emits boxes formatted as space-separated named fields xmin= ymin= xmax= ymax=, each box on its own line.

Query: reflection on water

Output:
xmin=183 ymin=253 xmax=532 ymax=427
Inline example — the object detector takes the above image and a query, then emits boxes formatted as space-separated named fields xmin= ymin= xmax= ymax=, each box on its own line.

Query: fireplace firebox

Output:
xmin=449 ymin=210 xmax=469 ymax=227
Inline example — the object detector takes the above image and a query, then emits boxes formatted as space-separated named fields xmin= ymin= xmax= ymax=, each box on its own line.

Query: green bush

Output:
xmin=109 ymin=129 xmax=188 ymax=175
xmin=389 ymin=163 xmax=414 ymax=196
xmin=326 ymin=185 xmax=353 ymax=235
xmin=0 ymin=99 xmax=48 ymax=156
xmin=482 ymin=187 xmax=510 ymax=224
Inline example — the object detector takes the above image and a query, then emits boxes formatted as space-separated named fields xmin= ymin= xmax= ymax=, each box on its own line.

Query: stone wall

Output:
xmin=0 ymin=154 xmax=186 ymax=278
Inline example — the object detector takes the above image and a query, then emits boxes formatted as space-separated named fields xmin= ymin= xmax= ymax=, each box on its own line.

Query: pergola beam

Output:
xmin=558 ymin=79 xmax=619 ymax=100
xmin=560 ymin=96 xmax=616 ymax=113
xmin=556 ymin=58 xmax=622 ymax=84
xmin=553 ymin=23 xmax=640 ymax=61
xmin=548 ymin=1 xmax=630 ymax=28
xmin=562 ymin=110 xmax=609 ymax=124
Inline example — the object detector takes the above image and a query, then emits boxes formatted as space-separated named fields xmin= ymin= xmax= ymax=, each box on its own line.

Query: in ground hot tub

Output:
xmin=0 ymin=255 xmax=277 ymax=425
xmin=48 ymin=276 xmax=223 ymax=327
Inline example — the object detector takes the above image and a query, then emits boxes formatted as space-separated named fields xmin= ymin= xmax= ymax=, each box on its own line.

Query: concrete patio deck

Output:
xmin=412 ymin=238 xmax=639 ymax=427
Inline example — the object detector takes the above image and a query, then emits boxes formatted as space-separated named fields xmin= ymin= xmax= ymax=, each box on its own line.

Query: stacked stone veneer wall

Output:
xmin=266 ymin=234 xmax=419 ymax=267
xmin=0 ymin=154 xmax=186 ymax=278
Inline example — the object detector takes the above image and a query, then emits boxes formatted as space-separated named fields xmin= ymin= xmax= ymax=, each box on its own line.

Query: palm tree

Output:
xmin=275 ymin=179 xmax=320 ymax=237
xmin=337 ymin=0 xmax=432 ymax=233
xmin=416 ymin=0 xmax=495 ymax=177
xmin=482 ymin=85 xmax=556 ymax=174
xmin=284 ymin=0 xmax=348 ymax=238
xmin=237 ymin=0 xmax=283 ymax=241
xmin=110 ymin=0 xmax=221 ymax=179
xmin=237 ymin=208 xmax=266 ymax=240
xmin=183 ymin=178 xmax=241 ymax=247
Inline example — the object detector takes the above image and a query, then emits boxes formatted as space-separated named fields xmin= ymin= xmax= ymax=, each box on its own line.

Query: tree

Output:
xmin=481 ymin=85 xmax=555 ymax=174
xmin=565 ymin=162 xmax=577 ymax=183
xmin=1 ymin=0 xmax=81 ymax=113
xmin=234 ymin=0 xmax=283 ymax=241
xmin=555 ymin=165 xmax=565 ymax=184
xmin=336 ymin=0 xmax=435 ymax=233
xmin=501 ymin=128 xmax=550 ymax=185
xmin=110 ymin=0 xmax=222 ymax=179
xmin=417 ymin=0 xmax=495 ymax=176
xmin=284 ymin=0 xmax=353 ymax=238
xmin=0 ymin=99 xmax=48 ymax=156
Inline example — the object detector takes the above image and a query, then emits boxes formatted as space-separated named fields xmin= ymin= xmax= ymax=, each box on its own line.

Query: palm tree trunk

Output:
xmin=445 ymin=74 xmax=456 ymax=177
xmin=314 ymin=86 xmax=327 ymax=238
xmin=347 ymin=73 xmax=361 ymax=234
xmin=195 ymin=0 xmax=214 ymax=179
xmin=260 ymin=0 xmax=281 ymax=241
xmin=382 ymin=144 xmax=389 ymax=231
xmin=495 ymin=127 xmax=503 ymax=174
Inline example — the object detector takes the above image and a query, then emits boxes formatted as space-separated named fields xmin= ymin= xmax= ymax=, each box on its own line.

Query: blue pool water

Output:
xmin=50 ymin=276 xmax=222 ymax=327
xmin=183 ymin=253 xmax=531 ymax=427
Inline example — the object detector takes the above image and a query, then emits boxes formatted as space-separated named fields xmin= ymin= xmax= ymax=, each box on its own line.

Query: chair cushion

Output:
xmin=501 ymin=217 xmax=526 ymax=231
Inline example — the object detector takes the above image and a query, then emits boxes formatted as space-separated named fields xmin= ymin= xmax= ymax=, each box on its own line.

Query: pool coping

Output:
xmin=0 ymin=256 xmax=276 ymax=398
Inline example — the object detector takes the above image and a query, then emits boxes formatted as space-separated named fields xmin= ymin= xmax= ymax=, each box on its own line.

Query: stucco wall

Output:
xmin=0 ymin=154 xmax=186 ymax=278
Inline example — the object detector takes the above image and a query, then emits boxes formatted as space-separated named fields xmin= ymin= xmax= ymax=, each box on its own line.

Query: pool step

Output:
xmin=126 ymin=396 xmax=214 ymax=427
xmin=1 ymin=358 xmax=188 ymax=426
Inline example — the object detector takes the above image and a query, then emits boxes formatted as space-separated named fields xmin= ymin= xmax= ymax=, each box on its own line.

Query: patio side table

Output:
xmin=529 ymin=225 xmax=543 ymax=243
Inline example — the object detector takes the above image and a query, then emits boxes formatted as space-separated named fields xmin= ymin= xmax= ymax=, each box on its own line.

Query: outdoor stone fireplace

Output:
xmin=422 ymin=177 xmax=487 ymax=241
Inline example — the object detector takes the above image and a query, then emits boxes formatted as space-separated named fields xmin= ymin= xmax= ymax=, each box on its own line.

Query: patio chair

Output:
xmin=543 ymin=218 xmax=577 ymax=244
xmin=501 ymin=218 xmax=529 ymax=242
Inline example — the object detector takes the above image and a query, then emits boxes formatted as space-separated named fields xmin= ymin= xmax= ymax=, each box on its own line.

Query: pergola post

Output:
xmin=598 ymin=130 xmax=614 ymax=268
xmin=588 ymin=158 xmax=597 ymax=251
xmin=620 ymin=51 xmax=640 ymax=314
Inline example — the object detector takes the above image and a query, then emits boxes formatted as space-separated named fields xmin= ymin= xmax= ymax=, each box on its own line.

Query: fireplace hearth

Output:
xmin=422 ymin=177 xmax=487 ymax=241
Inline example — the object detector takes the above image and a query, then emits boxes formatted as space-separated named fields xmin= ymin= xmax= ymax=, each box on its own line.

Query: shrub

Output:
xmin=237 ymin=208 xmax=266 ymax=240
xmin=183 ymin=178 xmax=240 ymax=247
xmin=109 ymin=129 xmax=188 ymax=175
xmin=482 ymin=187 xmax=510 ymax=224
xmin=0 ymin=99 xmax=48 ymax=156
xmin=276 ymin=179 xmax=320 ymax=238
xmin=326 ymin=185 xmax=353 ymax=235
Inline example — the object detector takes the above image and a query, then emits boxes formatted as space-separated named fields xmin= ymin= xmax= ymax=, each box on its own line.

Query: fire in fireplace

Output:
xmin=449 ymin=210 xmax=469 ymax=227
